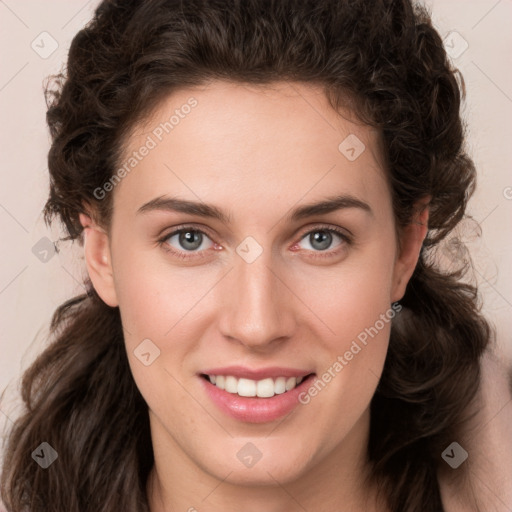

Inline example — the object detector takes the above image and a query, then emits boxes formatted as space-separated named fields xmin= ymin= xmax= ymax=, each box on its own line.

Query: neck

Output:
xmin=146 ymin=408 xmax=381 ymax=512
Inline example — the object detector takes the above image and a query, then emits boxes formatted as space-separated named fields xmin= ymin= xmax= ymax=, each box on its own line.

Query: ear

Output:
xmin=79 ymin=211 xmax=119 ymax=307
xmin=390 ymin=198 xmax=430 ymax=303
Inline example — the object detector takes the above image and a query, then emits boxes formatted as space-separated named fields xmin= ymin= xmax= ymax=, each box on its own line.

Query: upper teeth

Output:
xmin=208 ymin=375 xmax=304 ymax=398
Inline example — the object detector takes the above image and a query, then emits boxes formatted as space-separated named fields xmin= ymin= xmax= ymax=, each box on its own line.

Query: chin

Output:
xmin=212 ymin=462 xmax=306 ymax=487
xmin=198 ymin=441 xmax=313 ymax=487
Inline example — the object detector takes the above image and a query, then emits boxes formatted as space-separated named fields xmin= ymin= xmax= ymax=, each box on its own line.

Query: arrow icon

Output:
xmin=32 ymin=236 xmax=56 ymax=262
xmin=31 ymin=31 xmax=59 ymax=59
xmin=237 ymin=441 xmax=263 ymax=467
xmin=134 ymin=339 xmax=160 ymax=366
xmin=441 ymin=441 xmax=468 ymax=468
xmin=31 ymin=442 xmax=58 ymax=468
xmin=339 ymin=134 xmax=365 ymax=161
xmin=236 ymin=236 xmax=263 ymax=263
xmin=443 ymin=31 xmax=468 ymax=59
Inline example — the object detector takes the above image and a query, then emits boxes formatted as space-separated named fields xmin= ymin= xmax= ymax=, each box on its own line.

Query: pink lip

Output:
xmin=201 ymin=365 xmax=312 ymax=380
xmin=199 ymin=372 xmax=316 ymax=424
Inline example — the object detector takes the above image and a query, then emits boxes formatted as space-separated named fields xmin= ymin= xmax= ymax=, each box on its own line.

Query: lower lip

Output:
xmin=200 ymin=374 xmax=315 ymax=423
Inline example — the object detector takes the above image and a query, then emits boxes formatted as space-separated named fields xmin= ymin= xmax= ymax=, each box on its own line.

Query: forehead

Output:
xmin=113 ymin=80 xmax=390 ymax=219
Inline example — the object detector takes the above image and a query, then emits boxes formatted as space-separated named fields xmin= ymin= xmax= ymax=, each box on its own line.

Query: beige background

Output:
xmin=1 ymin=0 xmax=511 ymax=452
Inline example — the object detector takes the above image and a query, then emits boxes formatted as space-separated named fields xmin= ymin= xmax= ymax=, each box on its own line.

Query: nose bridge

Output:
xmin=220 ymin=244 xmax=295 ymax=347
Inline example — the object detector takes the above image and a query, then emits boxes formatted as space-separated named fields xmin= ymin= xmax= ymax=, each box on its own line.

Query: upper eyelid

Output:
xmin=160 ymin=224 xmax=216 ymax=243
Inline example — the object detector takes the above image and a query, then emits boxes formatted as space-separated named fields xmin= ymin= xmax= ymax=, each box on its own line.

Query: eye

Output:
xmin=158 ymin=226 xmax=216 ymax=260
xmin=158 ymin=224 xmax=352 ymax=261
xmin=295 ymin=225 xmax=351 ymax=258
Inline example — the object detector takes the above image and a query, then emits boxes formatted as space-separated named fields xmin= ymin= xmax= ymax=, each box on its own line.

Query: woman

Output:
xmin=1 ymin=0 xmax=509 ymax=511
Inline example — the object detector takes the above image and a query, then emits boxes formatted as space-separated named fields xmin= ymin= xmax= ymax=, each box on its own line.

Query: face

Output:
xmin=81 ymin=80 xmax=426 ymax=492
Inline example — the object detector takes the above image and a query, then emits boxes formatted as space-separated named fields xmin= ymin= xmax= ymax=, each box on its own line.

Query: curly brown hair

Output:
xmin=1 ymin=0 xmax=491 ymax=511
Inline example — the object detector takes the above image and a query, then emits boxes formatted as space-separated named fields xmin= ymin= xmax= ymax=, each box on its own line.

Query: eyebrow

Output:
xmin=136 ymin=194 xmax=373 ymax=223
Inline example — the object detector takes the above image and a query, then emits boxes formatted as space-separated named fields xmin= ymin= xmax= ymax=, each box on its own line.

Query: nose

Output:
xmin=218 ymin=248 xmax=296 ymax=351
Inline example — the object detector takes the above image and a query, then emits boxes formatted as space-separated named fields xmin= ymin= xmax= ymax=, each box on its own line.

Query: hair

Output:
xmin=1 ymin=0 xmax=492 ymax=511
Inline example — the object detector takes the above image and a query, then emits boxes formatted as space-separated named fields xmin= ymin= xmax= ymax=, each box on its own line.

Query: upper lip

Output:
xmin=200 ymin=366 xmax=314 ymax=380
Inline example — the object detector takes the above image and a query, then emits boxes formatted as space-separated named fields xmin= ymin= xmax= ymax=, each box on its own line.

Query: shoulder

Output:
xmin=438 ymin=346 xmax=512 ymax=511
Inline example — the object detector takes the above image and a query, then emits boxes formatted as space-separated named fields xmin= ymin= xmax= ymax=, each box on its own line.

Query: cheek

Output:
xmin=298 ymin=236 xmax=397 ymax=343
xmin=293 ymin=238 xmax=395 ymax=416
xmin=111 ymin=240 xmax=195 ymax=337
xmin=112 ymin=249 xmax=200 ymax=425
xmin=110 ymin=245 xmax=211 ymax=389
xmin=297 ymin=300 xmax=393 ymax=454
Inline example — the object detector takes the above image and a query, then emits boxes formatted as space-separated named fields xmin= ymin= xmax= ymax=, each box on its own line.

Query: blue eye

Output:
xmin=297 ymin=228 xmax=349 ymax=253
xmin=158 ymin=224 xmax=352 ymax=261
xmin=158 ymin=227 xmax=214 ymax=260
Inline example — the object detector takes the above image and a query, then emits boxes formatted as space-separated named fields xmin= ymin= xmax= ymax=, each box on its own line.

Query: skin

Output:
xmin=79 ymin=80 xmax=428 ymax=512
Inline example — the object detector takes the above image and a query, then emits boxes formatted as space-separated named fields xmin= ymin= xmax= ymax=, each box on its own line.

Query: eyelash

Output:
xmin=157 ymin=224 xmax=352 ymax=261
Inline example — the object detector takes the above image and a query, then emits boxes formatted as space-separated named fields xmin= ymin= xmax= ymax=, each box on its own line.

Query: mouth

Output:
xmin=200 ymin=373 xmax=315 ymax=398
xmin=198 ymin=369 xmax=316 ymax=423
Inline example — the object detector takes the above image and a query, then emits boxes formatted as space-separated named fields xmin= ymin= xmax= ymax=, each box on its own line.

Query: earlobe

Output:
xmin=79 ymin=212 xmax=119 ymax=307
xmin=391 ymin=201 xmax=429 ymax=303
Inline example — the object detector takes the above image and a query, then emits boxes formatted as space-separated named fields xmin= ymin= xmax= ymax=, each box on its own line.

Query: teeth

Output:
xmin=274 ymin=377 xmax=286 ymax=394
xmin=207 ymin=374 xmax=307 ymax=397
xmin=215 ymin=375 xmax=225 ymax=390
xmin=225 ymin=376 xmax=238 ymax=393
xmin=285 ymin=377 xmax=296 ymax=391
xmin=238 ymin=378 xmax=256 ymax=397
xmin=256 ymin=378 xmax=274 ymax=398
